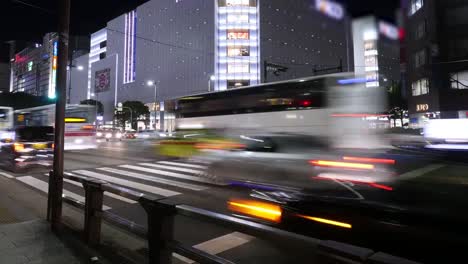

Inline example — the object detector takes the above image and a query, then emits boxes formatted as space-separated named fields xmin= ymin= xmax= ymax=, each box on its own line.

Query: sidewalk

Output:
xmin=0 ymin=220 xmax=85 ymax=264
xmin=0 ymin=175 xmax=105 ymax=264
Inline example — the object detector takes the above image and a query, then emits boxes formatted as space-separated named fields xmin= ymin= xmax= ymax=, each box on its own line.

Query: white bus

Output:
xmin=0 ymin=107 xmax=14 ymax=140
xmin=168 ymin=73 xmax=387 ymax=149
xmin=15 ymin=104 xmax=98 ymax=150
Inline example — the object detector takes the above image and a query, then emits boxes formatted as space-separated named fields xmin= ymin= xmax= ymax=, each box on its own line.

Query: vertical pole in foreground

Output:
xmin=49 ymin=0 xmax=71 ymax=231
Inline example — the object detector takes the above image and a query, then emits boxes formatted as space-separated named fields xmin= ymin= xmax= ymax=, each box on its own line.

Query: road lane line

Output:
xmin=158 ymin=161 xmax=207 ymax=169
xmin=97 ymin=167 xmax=208 ymax=191
xmin=398 ymin=164 xmax=446 ymax=181
xmin=73 ymin=170 xmax=180 ymax=197
xmin=140 ymin=163 xmax=204 ymax=175
xmin=173 ymin=232 xmax=254 ymax=264
xmin=0 ymin=171 xmax=14 ymax=179
xmin=43 ymin=173 xmax=137 ymax=204
xmin=17 ymin=176 xmax=111 ymax=210
xmin=120 ymin=165 xmax=213 ymax=184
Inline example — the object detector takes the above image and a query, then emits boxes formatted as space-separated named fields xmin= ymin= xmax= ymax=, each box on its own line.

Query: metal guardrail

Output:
xmin=58 ymin=171 xmax=420 ymax=264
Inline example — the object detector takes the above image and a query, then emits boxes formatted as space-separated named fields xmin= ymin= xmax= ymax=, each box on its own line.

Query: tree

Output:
xmin=115 ymin=101 xmax=149 ymax=130
xmin=80 ymin=99 xmax=104 ymax=116
xmin=386 ymin=81 xmax=408 ymax=127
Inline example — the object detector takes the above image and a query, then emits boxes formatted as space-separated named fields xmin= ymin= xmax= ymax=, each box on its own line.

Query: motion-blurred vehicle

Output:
xmin=227 ymin=177 xmax=468 ymax=264
xmin=0 ymin=107 xmax=14 ymax=140
xmin=0 ymin=126 xmax=54 ymax=172
xmin=15 ymin=104 xmax=97 ymax=150
xmin=123 ymin=130 xmax=136 ymax=139
xmin=135 ymin=130 xmax=160 ymax=139
xmin=197 ymin=133 xmax=396 ymax=187
xmin=97 ymin=129 xmax=122 ymax=142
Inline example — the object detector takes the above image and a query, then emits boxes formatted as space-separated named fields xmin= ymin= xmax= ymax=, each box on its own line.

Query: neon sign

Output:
xmin=49 ymin=41 xmax=58 ymax=99
xmin=315 ymin=0 xmax=344 ymax=20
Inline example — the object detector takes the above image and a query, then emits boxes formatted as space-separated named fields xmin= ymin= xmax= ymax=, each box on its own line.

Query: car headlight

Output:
xmin=97 ymin=132 xmax=103 ymax=137
xmin=116 ymin=133 xmax=122 ymax=138
xmin=105 ymin=133 xmax=112 ymax=138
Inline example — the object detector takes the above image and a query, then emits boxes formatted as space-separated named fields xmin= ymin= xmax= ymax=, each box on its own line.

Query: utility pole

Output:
xmin=48 ymin=0 xmax=71 ymax=231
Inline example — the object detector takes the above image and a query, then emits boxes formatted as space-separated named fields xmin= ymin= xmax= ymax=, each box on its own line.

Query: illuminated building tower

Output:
xmin=215 ymin=0 xmax=260 ymax=90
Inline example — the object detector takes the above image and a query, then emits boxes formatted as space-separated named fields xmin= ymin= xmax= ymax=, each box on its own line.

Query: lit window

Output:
xmin=226 ymin=0 xmax=250 ymax=7
xmin=451 ymin=71 xmax=468 ymax=89
xmin=414 ymin=20 xmax=426 ymax=39
xmin=409 ymin=0 xmax=423 ymax=16
xmin=228 ymin=80 xmax=250 ymax=88
xmin=227 ymin=30 xmax=249 ymax=40
xmin=412 ymin=78 xmax=429 ymax=96
xmin=123 ymin=10 xmax=137 ymax=84
xmin=227 ymin=46 xmax=250 ymax=56
xmin=414 ymin=49 xmax=426 ymax=68
xmin=228 ymin=64 xmax=249 ymax=73
xmin=227 ymin=14 xmax=249 ymax=23
xmin=27 ymin=61 xmax=33 ymax=72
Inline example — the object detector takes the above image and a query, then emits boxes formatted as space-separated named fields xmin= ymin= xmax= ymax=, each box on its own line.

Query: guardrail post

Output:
xmin=82 ymin=179 xmax=104 ymax=246
xmin=139 ymin=197 xmax=176 ymax=264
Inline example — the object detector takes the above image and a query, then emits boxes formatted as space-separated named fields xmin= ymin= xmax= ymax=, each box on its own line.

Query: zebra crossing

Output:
xmin=10 ymin=160 xmax=213 ymax=210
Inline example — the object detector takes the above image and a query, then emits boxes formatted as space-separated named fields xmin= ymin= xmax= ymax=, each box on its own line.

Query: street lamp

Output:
xmin=147 ymin=80 xmax=158 ymax=130
xmin=208 ymin=75 xmax=215 ymax=92
xmin=77 ymin=65 xmax=84 ymax=71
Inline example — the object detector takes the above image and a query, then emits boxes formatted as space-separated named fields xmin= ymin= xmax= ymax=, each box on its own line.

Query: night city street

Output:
xmin=2 ymin=0 xmax=468 ymax=263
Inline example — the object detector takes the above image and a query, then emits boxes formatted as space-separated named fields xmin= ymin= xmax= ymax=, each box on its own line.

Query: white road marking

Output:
xmin=173 ymin=232 xmax=254 ymax=264
xmin=73 ymin=170 xmax=180 ymax=197
xmin=17 ymin=176 xmax=111 ymax=210
xmin=120 ymin=165 xmax=213 ymax=184
xmin=158 ymin=161 xmax=207 ymax=169
xmin=0 ymin=171 xmax=14 ymax=179
xmin=398 ymin=164 xmax=446 ymax=181
xmin=43 ymin=173 xmax=137 ymax=204
xmin=97 ymin=167 xmax=208 ymax=191
xmin=140 ymin=163 xmax=204 ymax=175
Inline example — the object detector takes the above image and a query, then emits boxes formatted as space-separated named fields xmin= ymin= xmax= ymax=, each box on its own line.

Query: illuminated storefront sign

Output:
xmin=226 ymin=0 xmax=250 ymax=7
xmin=416 ymin=104 xmax=429 ymax=112
xmin=315 ymin=0 xmax=344 ymax=20
xmin=227 ymin=30 xmax=249 ymax=40
xmin=49 ymin=41 xmax=58 ymax=99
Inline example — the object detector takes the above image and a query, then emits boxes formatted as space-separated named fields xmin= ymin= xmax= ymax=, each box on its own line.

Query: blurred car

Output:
xmin=135 ymin=130 xmax=159 ymax=139
xmin=226 ymin=179 xmax=468 ymax=264
xmin=123 ymin=130 xmax=136 ymax=139
xmin=97 ymin=129 xmax=122 ymax=142
xmin=198 ymin=133 xmax=396 ymax=187
xmin=0 ymin=126 xmax=54 ymax=172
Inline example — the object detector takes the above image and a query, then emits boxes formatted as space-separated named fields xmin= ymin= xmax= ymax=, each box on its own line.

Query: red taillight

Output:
xmin=343 ymin=156 xmax=395 ymax=165
xmin=13 ymin=143 xmax=25 ymax=152
xmin=300 ymin=100 xmax=312 ymax=107
xmin=310 ymin=160 xmax=375 ymax=170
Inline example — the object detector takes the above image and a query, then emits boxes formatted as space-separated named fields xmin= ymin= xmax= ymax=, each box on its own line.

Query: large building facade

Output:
xmin=10 ymin=34 xmax=89 ymax=99
xmin=405 ymin=0 xmax=468 ymax=126
xmin=87 ymin=0 xmax=352 ymax=126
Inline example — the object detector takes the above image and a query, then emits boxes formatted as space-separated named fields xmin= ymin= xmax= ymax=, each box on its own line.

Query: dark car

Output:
xmin=0 ymin=126 xmax=54 ymax=172
xmin=227 ymin=177 xmax=468 ymax=264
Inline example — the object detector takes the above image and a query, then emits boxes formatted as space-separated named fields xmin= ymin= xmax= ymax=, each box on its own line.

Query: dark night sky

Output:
xmin=0 ymin=0 xmax=399 ymax=62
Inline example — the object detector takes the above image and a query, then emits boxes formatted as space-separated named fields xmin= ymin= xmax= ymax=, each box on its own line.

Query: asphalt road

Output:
xmin=2 ymin=139 xmax=468 ymax=263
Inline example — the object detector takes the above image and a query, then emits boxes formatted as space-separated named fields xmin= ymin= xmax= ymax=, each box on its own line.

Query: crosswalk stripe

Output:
xmin=158 ymin=161 xmax=207 ymax=169
xmin=173 ymin=232 xmax=254 ymax=264
xmin=0 ymin=171 xmax=14 ymax=179
xmin=17 ymin=176 xmax=111 ymax=210
xmin=120 ymin=165 xmax=213 ymax=184
xmin=73 ymin=170 xmax=180 ymax=197
xmin=140 ymin=163 xmax=204 ymax=175
xmin=97 ymin=167 xmax=207 ymax=191
xmin=44 ymin=173 xmax=137 ymax=204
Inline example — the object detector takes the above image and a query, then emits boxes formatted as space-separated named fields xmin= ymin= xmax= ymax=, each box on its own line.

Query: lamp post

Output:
xmin=147 ymin=80 xmax=158 ymax=130
xmin=208 ymin=75 xmax=215 ymax=92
